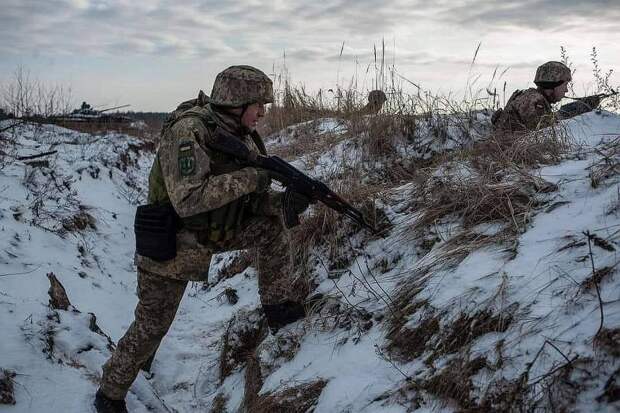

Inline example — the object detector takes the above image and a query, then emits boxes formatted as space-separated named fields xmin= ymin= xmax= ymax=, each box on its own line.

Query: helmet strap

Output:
xmin=239 ymin=103 xmax=250 ymax=120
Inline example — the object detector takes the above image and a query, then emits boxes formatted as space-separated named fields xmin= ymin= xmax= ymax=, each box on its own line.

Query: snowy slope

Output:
xmin=0 ymin=111 xmax=619 ymax=413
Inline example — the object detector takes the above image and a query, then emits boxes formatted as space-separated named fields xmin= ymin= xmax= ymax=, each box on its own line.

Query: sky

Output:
xmin=1 ymin=0 xmax=619 ymax=112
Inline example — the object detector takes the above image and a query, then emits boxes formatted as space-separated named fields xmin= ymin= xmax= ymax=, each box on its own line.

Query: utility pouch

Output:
xmin=134 ymin=203 xmax=178 ymax=261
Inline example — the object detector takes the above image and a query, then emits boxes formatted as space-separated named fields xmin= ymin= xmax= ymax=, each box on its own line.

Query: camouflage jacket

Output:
xmin=492 ymin=88 xmax=598 ymax=133
xmin=492 ymin=88 xmax=557 ymax=132
xmin=136 ymin=100 xmax=281 ymax=281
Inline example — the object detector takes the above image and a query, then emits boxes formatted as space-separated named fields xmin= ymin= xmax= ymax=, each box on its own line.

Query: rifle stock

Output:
xmin=208 ymin=127 xmax=377 ymax=233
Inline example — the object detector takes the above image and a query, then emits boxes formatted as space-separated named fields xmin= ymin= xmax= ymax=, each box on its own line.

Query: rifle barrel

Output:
xmin=567 ymin=90 xmax=618 ymax=101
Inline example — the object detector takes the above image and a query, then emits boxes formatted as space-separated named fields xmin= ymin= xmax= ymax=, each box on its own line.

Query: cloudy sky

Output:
xmin=1 ymin=0 xmax=619 ymax=112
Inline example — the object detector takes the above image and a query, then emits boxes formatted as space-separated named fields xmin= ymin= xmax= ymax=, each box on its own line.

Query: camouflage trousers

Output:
xmin=99 ymin=215 xmax=307 ymax=400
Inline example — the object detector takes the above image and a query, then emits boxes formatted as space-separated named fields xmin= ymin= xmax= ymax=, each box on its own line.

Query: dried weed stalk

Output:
xmin=251 ymin=379 xmax=327 ymax=413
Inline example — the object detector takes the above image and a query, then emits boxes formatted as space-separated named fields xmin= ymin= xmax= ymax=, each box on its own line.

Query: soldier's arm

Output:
xmin=518 ymin=93 xmax=556 ymax=130
xmin=159 ymin=119 xmax=262 ymax=218
xmin=251 ymin=191 xmax=284 ymax=217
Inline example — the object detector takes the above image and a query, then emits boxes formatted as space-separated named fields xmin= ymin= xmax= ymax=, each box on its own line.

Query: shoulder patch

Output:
xmin=178 ymin=141 xmax=196 ymax=176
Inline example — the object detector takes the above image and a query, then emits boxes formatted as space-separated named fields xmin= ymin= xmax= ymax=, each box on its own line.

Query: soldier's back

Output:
xmin=493 ymin=88 xmax=553 ymax=133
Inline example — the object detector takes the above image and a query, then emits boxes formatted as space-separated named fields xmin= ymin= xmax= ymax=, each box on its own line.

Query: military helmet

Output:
xmin=534 ymin=61 xmax=571 ymax=89
xmin=210 ymin=65 xmax=274 ymax=107
xmin=368 ymin=89 xmax=387 ymax=105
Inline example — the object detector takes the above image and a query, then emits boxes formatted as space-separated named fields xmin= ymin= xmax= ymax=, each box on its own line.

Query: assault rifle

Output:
xmin=568 ymin=90 xmax=618 ymax=103
xmin=208 ymin=127 xmax=377 ymax=233
xmin=560 ymin=90 xmax=618 ymax=118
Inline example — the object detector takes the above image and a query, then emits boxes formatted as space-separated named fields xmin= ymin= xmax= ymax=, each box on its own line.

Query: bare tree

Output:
xmin=1 ymin=65 xmax=73 ymax=119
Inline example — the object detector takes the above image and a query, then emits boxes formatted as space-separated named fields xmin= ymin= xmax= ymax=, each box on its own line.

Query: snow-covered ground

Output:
xmin=0 ymin=111 xmax=618 ymax=412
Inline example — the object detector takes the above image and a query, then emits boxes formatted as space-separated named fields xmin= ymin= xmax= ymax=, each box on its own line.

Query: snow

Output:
xmin=1 ymin=110 xmax=619 ymax=412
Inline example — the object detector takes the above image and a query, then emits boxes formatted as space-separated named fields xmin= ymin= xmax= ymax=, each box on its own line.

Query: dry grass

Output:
xmin=437 ymin=309 xmax=513 ymax=356
xmin=306 ymin=295 xmax=374 ymax=340
xmin=268 ymin=174 xmax=390 ymax=294
xmin=61 ymin=210 xmax=97 ymax=233
xmin=215 ymin=251 xmax=254 ymax=284
xmin=382 ymin=125 xmax=565 ymax=339
xmin=422 ymin=356 xmax=488 ymax=409
xmin=393 ymin=354 xmax=605 ymax=412
xmin=410 ymin=170 xmax=546 ymax=237
xmin=386 ymin=297 xmax=514 ymax=365
xmin=265 ymin=119 xmax=348 ymax=161
xmin=0 ymin=369 xmax=16 ymax=405
xmin=581 ymin=265 xmax=616 ymax=293
xmin=209 ymin=393 xmax=228 ymax=413
xmin=589 ymin=136 xmax=620 ymax=188
xmin=598 ymin=367 xmax=620 ymax=403
xmin=242 ymin=353 xmax=263 ymax=413
xmin=407 ymin=128 xmax=563 ymax=238
xmin=594 ymin=328 xmax=620 ymax=357
xmin=218 ymin=309 xmax=266 ymax=383
xmin=250 ymin=379 xmax=327 ymax=413
xmin=472 ymin=125 xmax=570 ymax=168
xmin=385 ymin=300 xmax=439 ymax=362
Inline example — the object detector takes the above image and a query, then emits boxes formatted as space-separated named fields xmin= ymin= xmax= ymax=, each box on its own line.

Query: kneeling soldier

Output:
xmin=94 ymin=65 xmax=310 ymax=413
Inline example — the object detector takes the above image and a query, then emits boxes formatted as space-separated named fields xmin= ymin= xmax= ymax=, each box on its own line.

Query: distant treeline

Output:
xmin=119 ymin=111 xmax=168 ymax=132
xmin=120 ymin=111 xmax=168 ymax=123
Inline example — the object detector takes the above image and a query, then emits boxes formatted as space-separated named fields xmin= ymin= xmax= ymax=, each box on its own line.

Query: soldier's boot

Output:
xmin=262 ymin=300 xmax=306 ymax=333
xmin=94 ymin=389 xmax=128 ymax=413
xmin=141 ymin=352 xmax=155 ymax=374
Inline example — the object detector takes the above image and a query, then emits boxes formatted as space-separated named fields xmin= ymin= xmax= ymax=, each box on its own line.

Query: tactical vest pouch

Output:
xmin=134 ymin=203 xmax=178 ymax=261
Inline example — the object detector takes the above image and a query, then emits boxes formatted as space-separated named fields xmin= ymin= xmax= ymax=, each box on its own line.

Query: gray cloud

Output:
xmin=1 ymin=0 xmax=618 ymax=111
xmin=3 ymin=0 xmax=616 ymax=61
xmin=435 ymin=0 xmax=620 ymax=31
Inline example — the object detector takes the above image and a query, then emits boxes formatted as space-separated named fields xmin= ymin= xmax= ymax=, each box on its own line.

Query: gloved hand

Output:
xmin=288 ymin=191 xmax=311 ymax=215
xmin=255 ymin=169 xmax=271 ymax=193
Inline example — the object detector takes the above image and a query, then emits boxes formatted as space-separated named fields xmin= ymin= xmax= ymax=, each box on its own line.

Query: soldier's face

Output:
xmin=241 ymin=103 xmax=266 ymax=130
xmin=552 ymin=81 xmax=569 ymax=102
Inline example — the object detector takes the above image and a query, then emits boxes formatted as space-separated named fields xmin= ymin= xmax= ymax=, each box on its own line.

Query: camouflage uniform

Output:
xmin=492 ymin=87 xmax=557 ymax=132
xmin=98 ymin=66 xmax=307 ymax=403
xmin=492 ymin=61 xmax=586 ymax=133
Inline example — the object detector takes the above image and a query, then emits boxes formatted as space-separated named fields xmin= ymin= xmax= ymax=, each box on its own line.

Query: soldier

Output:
xmin=362 ymin=89 xmax=387 ymax=114
xmin=94 ymin=65 xmax=310 ymax=413
xmin=492 ymin=61 xmax=602 ymax=133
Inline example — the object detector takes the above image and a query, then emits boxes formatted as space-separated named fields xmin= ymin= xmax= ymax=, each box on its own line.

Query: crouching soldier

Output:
xmin=492 ymin=61 xmax=602 ymax=133
xmin=363 ymin=89 xmax=387 ymax=114
xmin=94 ymin=65 xmax=311 ymax=413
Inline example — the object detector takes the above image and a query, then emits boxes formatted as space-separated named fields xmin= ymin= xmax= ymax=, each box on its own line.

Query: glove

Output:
xmin=281 ymin=189 xmax=312 ymax=229
xmin=288 ymin=191 xmax=311 ymax=215
xmin=255 ymin=169 xmax=271 ymax=193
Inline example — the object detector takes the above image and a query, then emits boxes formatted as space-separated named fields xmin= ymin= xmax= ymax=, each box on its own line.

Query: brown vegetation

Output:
xmin=0 ymin=369 xmax=16 ymax=405
xmin=250 ymin=379 xmax=327 ymax=413
xmin=218 ymin=309 xmax=267 ymax=383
